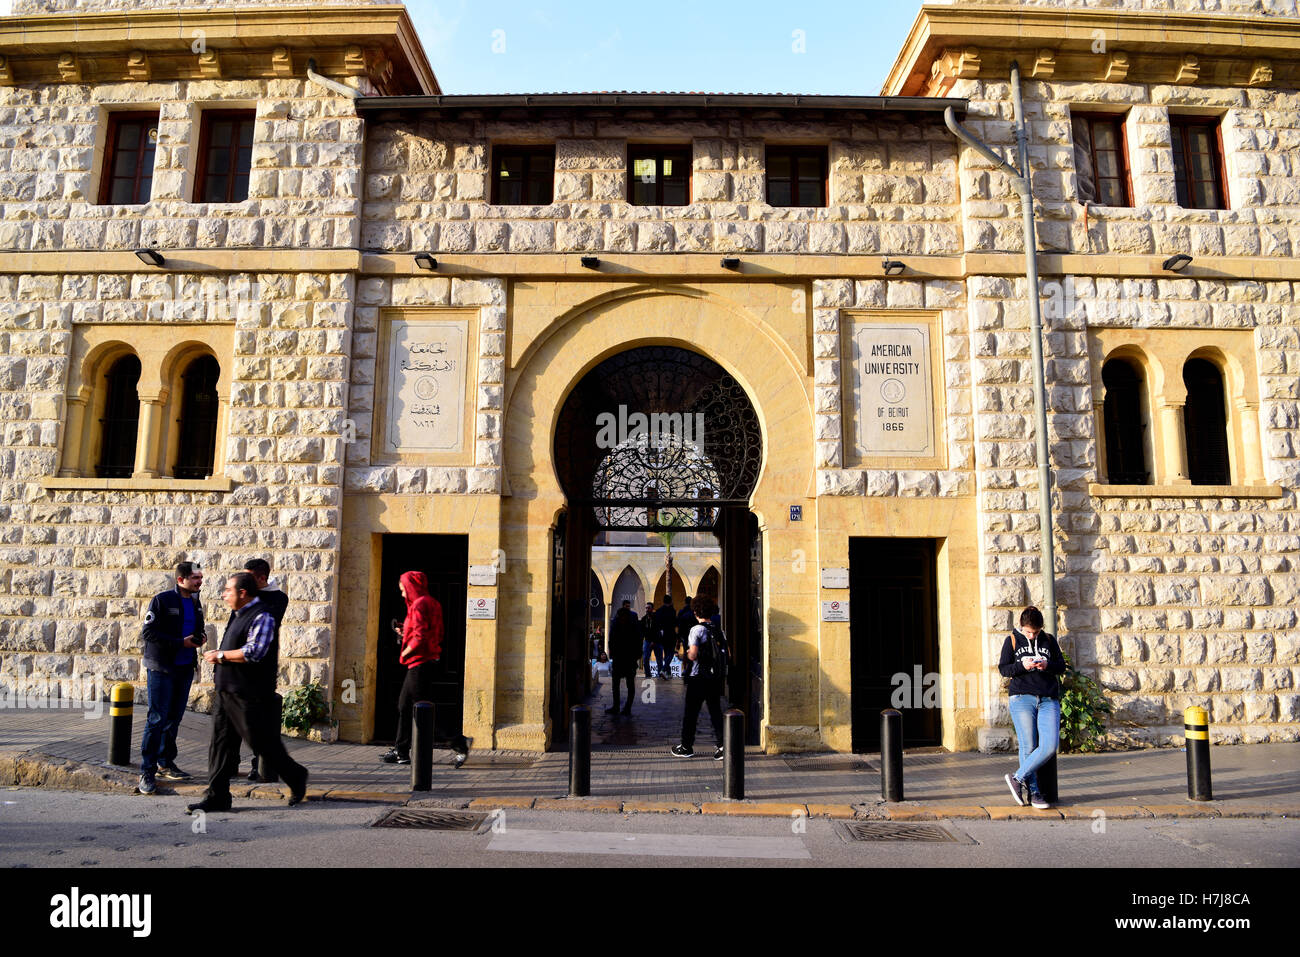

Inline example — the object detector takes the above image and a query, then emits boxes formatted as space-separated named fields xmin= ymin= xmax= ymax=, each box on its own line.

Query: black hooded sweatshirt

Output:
xmin=998 ymin=629 xmax=1066 ymax=698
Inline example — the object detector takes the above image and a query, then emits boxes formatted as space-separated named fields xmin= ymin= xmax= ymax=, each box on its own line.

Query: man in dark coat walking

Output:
xmin=242 ymin=558 xmax=288 ymax=782
xmin=606 ymin=600 xmax=640 ymax=716
xmin=187 ymin=572 xmax=308 ymax=814
xmin=138 ymin=561 xmax=206 ymax=795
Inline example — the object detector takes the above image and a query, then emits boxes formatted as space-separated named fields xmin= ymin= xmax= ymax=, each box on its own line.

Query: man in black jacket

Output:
xmin=187 ymin=571 xmax=308 ymax=814
xmin=652 ymin=596 xmax=677 ymax=675
xmin=242 ymin=558 xmax=288 ymax=782
xmin=138 ymin=562 xmax=206 ymax=795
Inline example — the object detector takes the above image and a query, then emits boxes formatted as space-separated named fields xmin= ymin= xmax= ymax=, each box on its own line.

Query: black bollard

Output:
xmin=1184 ymin=706 xmax=1212 ymax=801
xmin=258 ymin=693 xmax=283 ymax=784
xmin=108 ymin=682 xmax=134 ymax=766
xmin=569 ymin=705 xmax=591 ymax=797
xmin=1036 ymin=753 xmax=1058 ymax=805
xmin=880 ymin=709 xmax=903 ymax=802
xmin=412 ymin=701 xmax=435 ymax=791
xmin=723 ymin=709 xmax=745 ymax=801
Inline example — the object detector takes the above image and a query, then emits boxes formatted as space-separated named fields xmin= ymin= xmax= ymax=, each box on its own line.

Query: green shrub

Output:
xmin=1059 ymin=653 xmax=1112 ymax=753
xmin=281 ymin=681 xmax=330 ymax=733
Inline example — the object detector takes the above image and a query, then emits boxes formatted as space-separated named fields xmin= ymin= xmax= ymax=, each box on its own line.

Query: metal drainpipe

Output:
xmin=944 ymin=62 xmax=1058 ymax=636
xmin=306 ymin=58 xmax=360 ymax=100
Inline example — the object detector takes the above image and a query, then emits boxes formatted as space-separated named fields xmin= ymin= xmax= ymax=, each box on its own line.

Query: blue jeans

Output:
xmin=642 ymin=640 xmax=666 ymax=675
xmin=140 ymin=666 xmax=195 ymax=774
xmin=1008 ymin=694 xmax=1060 ymax=792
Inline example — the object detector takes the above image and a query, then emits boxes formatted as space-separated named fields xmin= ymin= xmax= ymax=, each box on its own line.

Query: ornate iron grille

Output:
xmin=554 ymin=346 xmax=763 ymax=531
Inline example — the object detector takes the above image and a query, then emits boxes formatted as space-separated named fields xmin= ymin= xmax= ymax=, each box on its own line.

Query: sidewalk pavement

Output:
xmin=2 ymin=676 xmax=1298 ymax=821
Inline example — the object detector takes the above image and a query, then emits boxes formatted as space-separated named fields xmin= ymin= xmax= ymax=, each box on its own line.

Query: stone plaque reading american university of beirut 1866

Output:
xmin=386 ymin=320 xmax=467 ymax=453
xmin=851 ymin=323 xmax=934 ymax=457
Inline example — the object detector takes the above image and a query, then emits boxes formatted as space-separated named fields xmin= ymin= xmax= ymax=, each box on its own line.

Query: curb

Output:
xmin=3 ymin=752 xmax=1297 ymax=820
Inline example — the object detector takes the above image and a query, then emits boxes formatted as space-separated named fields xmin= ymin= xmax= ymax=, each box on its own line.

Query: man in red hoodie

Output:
xmin=381 ymin=571 xmax=468 ymax=768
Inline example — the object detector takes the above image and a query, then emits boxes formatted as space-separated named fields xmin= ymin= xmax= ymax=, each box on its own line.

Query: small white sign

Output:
xmin=821 ymin=568 xmax=850 ymax=589
xmin=821 ymin=600 xmax=850 ymax=622
xmin=467 ymin=597 xmax=496 ymax=620
xmin=468 ymin=564 xmax=498 ymax=586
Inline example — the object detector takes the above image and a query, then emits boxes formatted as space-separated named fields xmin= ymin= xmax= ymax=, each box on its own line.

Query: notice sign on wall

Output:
xmin=821 ymin=600 xmax=850 ymax=622
xmin=851 ymin=323 xmax=935 ymax=458
xmin=467 ymin=597 xmax=496 ymax=620
xmin=385 ymin=319 xmax=467 ymax=454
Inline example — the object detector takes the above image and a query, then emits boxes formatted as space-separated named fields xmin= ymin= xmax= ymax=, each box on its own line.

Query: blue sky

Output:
xmin=403 ymin=0 xmax=923 ymax=96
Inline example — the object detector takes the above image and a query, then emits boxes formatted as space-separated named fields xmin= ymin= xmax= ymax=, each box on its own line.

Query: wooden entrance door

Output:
xmin=375 ymin=534 xmax=468 ymax=744
xmin=849 ymin=538 xmax=941 ymax=751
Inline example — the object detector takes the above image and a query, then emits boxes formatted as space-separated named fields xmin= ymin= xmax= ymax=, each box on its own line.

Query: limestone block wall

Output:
xmin=0 ymin=269 xmax=354 ymax=705
xmin=0 ymin=78 xmax=364 ymax=252
xmin=343 ymin=275 xmax=504 ymax=496
xmin=360 ymin=116 xmax=961 ymax=257
xmin=968 ymin=273 xmax=1300 ymax=747
xmin=948 ymin=75 xmax=1300 ymax=257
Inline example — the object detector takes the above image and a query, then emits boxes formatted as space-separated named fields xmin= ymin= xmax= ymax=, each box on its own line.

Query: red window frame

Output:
xmin=98 ymin=111 xmax=159 ymax=206
xmin=1075 ymin=112 xmax=1134 ymax=207
xmin=1170 ymin=116 xmax=1229 ymax=211
xmin=195 ymin=110 xmax=256 ymax=204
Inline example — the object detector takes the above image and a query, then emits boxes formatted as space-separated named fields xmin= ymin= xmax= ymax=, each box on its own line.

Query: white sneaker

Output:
xmin=1004 ymin=773 xmax=1025 ymax=806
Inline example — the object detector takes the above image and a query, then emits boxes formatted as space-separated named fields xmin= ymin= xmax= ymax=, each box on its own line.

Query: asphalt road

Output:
xmin=2 ymin=786 xmax=1297 ymax=869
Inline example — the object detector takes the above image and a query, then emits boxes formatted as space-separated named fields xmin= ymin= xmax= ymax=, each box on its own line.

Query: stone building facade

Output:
xmin=0 ymin=0 xmax=1296 ymax=753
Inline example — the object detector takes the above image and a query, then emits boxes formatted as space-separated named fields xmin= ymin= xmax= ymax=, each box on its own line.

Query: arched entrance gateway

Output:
xmin=552 ymin=346 xmax=764 ymax=745
xmin=498 ymin=287 xmax=818 ymax=753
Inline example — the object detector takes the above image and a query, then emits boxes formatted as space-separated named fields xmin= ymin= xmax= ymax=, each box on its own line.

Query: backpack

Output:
xmin=696 ymin=622 xmax=730 ymax=684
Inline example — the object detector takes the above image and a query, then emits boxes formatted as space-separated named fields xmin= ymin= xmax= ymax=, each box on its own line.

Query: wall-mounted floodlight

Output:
xmin=414 ymin=252 xmax=437 ymax=271
xmin=881 ymin=258 xmax=906 ymax=276
xmin=1162 ymin=253 xmax=1193 ymax=272
xmin=134 ymin=248 xmax=165 ymax=267
xmin=581 ymin=256 xmax=601 ymax=269
xmin=720 ymin=257 xmax=741 ymax=270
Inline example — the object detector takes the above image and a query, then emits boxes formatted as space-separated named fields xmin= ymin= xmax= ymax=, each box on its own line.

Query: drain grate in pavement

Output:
xmin=371 ymin=809 xmax=488 ymax=831
xmin=783 ymin=757 xmax=875 ymax=772
xmin=834 ymin=821 xmax=961 ymax=843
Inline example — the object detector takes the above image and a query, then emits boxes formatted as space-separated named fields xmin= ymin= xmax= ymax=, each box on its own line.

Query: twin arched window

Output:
xmin=1100 ymin=353 xmax=1231 ymax=486
xmin=77 ymin=348 xmax=222 ymax=481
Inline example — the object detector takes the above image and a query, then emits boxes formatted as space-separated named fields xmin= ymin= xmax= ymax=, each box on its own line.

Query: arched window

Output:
xmin=1183 ymin=358 xmax=1230 ymax=485
xmin=1102 ymin=358 xmax=1148 ymax=485
xmin=173 ymin=355 xmax=221 ymax=479
xmin=96 ymin=354 xmax=141 ymax=478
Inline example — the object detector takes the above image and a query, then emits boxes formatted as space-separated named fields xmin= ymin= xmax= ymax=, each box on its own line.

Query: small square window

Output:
xmin=765 ymin=146 xmax=827 ymax=208
xmin=628 ymin=147 xmax=691 ymax=205
xmin=1170 ymin=116 xmax=1228 ymax=210
xmin=99 ymin=112 xmax=159 ymax=205
xmin=196 ymin=110 xmax=256 ymax=204
xmin=492 ymin=146 xmax=555 ymax=205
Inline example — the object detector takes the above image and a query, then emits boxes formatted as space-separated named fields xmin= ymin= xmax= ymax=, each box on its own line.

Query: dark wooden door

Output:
xmin=375 ymin=534 xmax=468 ymax=744
xmin=549 ymin=512 xmax=568 ymax=746
xmin=850 ymin=538 xmax=940 ymax=751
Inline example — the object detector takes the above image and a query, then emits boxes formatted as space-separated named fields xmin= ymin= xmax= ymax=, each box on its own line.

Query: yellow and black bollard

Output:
xmin=108 ymin=682 xmax=134 ymax=766
xmin=1184 ymin=706 xmax=1212 ymax=801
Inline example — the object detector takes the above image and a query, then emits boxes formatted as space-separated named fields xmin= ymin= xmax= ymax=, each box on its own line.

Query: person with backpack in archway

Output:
xmin=671 ymin=598 xmax=728 ymax=760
